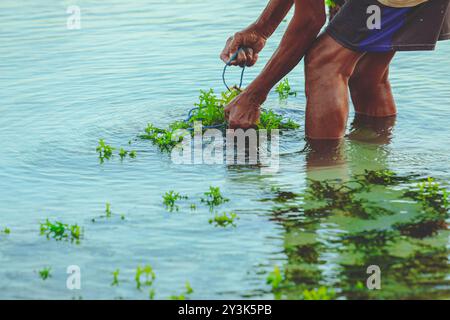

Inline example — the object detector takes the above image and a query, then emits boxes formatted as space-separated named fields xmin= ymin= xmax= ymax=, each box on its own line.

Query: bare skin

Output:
xmin=221 ymin=0 xmax=397 ymax=138
xmin=304 ymin=34 xmax=397 ymax=139
xmin=221 ymin=0 xmax=326 ymax=129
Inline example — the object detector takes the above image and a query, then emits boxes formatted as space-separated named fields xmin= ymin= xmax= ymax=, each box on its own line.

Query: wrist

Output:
xmin=245 ymin=82 xmax=269 ymax=105
xmin=248 ymin=22 xmax=269 ymax=40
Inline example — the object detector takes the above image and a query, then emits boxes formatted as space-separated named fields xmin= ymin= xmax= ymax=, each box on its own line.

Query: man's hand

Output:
xmin=220 ymin=27 xmax=266 ymax=67
xmin=225 ymin=90 xmax=263 ymax=129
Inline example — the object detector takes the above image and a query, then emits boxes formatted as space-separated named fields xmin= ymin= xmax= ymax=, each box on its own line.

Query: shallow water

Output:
xmin=0 ymin=1 xmax=449 ymax=299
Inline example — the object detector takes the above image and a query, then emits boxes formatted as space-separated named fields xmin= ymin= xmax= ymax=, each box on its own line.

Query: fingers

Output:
xmin=220 ymin=34 xmax=258 ymax=67
xmin=220 ymin=37 xmax=233 ymax=64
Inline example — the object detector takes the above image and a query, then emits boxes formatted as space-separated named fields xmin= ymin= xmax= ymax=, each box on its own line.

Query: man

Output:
xmin=221 ymin=0 xmax=450 ymax=140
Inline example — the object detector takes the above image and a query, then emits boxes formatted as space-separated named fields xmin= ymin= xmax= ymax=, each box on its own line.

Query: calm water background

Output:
xmin=0 ymin=0 xmax=449 ymax=299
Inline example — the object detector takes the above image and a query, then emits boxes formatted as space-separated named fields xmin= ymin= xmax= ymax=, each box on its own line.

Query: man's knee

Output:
xmin=305 ymin=35 xmax=359 ymax=81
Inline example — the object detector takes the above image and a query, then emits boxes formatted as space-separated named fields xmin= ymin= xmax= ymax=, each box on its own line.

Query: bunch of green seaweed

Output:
xmin=140 ymin=88 xmax=300 ymax=152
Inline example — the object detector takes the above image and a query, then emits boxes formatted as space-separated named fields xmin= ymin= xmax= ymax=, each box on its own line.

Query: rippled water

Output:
xmin=0 ymin=1 xmax=449 ymax=299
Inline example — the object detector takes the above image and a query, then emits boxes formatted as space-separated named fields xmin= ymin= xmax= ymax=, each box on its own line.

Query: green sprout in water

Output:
xmin=111 ymin=269 xmax=120 ymax=286
xmin=135 ymin=265 xmax=156 ymax=290
xmin=96 ymin=139 xmax=115 ymax=163
xmin=119 ymin=148 xmax=128 ymax=160
xmin=129 ymin=150 xmax=137 ymax=158
xmin=38 ymin=267 xmax=52 ymax=280
xmin=266 ymin=266 xmax=283 ymax=290
xmin=302 ymin=287 xmax=336 ymax=300
xmin=170 ymin=281 xmax=194 ymax=300
xmin=404 ymin=177 xmax=449 ymax=212
xmin=105 ymin=202 xmax=112 ymax=218
xmin=275 ymin=78 xmax=297 ymax=100
xmin=39 ymin=219 xmax=83 ymax=243
xmin=163 ymin=191 xmax=188 ymax=212
xmin=201 ymin=186 xmax=229 ymax=210
xmin=209 ymin=212 xmax=238 ymax=228
xmin=1 ymin=227 xmax=10 ymax=234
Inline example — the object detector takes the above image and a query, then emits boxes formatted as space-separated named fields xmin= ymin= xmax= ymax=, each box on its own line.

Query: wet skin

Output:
xmin=221 ymin=0 xmax=397 ymax=139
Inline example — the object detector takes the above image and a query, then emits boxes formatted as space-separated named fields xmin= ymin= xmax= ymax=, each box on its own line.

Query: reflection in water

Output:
xmin=264 ymin=169 xmax=449 ymax=299
xmin=260 ymin=115 xmax=449 ymax=299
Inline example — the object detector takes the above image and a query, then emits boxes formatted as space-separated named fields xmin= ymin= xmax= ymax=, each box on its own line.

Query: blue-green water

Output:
xmin=0 ymin=1 xmax=449 ymax=299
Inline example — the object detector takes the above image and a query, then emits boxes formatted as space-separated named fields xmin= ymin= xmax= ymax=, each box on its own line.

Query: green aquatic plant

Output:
xmin=140 ymin=123 xmax=187 ymax=152
xmin=404 ymin=177 xmax=449 ymax=212
xmin=105 ymin=202 xmax=112 ymax=218
xmin=275 ymin=78 xmax=297 ymax=100
xmin=96 ymin=139 xmax=115 ymax=163
xmin=266 ymin=266 xmax=283 ymax=290
xmin=170 ymin=281 xmax=194 ymax=300
xmin=163 ymin=191 xmax=188 ymax=212
xmin=140 ymin=89 xmax=300 ymax=152
xmin=302 ymin=287 xmax=336 ymax=300
xmin=258 ymin=109 xmax=300 ymax=131
xmin=39 ymin=219 xmax=83 ymax=243
xmin=111 ymin=269 xmax=120 ymax=286
xmin=209 ymin=212 xmax=238 ymax=228
xmin=325 ymin=0 xmax=336 ymax=7
xmin=201 ymin=186 xmax=229 ymax=210
xmin=135 ymin=265 xmax=156 ymax=290
xmin=91 ymin=202 xmax=125 ymax=222
xmin=119 ymin=148 xmax=128 ymax=160
xmin=38 ymin=267 xmax=52 ymax=280
xmin=1 ymin=227 xmax=10 ymax=234
xmin=129 ymin=150 xmax=137 ymax=158
xmin=360 ymin=169 xmax=399 ymax=186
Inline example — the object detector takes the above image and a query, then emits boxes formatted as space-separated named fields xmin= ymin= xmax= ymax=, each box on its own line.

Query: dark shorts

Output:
xmin=326 ymin=0 xmax=450 ymax=52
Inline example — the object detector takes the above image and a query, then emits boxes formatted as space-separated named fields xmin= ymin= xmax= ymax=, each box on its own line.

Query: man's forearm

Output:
xmin=248 ymin=0 xmax=326 ymax=101
xmin=252 ymin=0 xmax=294 ymax=39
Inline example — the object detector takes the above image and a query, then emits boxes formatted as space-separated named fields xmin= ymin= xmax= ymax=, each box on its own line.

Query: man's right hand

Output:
xmin=220 ymin=26 xmax=267 ymax=67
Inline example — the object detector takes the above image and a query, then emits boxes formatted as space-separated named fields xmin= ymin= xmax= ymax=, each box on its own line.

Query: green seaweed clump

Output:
xmin=135 ymin=265 xmax=156 ymax=290
xmin=404 ymin=178 xmax=449 ymax=212
xmin=163 ymin=191 xmax=188 ymax=212
xmin=302 ymin=287 xmax=336 ymax=300
xmin=38 ymin=267 xmax=52 ymax=280
xmin=1 ymin=227 xmax=10 ymax=234
xmin=170 ymin=281 xmax=194 ymax=300
xmin=275 ymin=78 xmax=297 ymax=100
xmin=40 ymin=219 xmax=83 ymax=243
xmin=96 ymin=139 xmax=115 ymax=163
xmin=111 ymin=269 xmax=120 ymax=286
xmin=201 ymin=186 xmax=229 ymax=210
xmin=209 ymin=212 xmax=238 ymax=228
xmin=140 ymin=88 xmax=299 ymax=152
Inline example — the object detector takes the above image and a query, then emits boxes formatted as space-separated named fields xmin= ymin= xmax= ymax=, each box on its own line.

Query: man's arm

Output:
xmin=224 ymin=0 xmax=326 ymax=128
xmin=247 ymin=0 xmax=326 ymax=103
xmin=221 ymin=0 xmax=294 ymax=67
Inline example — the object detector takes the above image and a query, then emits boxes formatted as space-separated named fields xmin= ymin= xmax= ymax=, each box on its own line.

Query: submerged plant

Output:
xmin=302 ymin=287 xmax=336 ymax=300
xmin=275 ymin=78 xmax=297 ymax=100
xmin=404 ymin=177 xmax=449 ymax=212
xmin=135 ymin=265 xmax=156 ymax=290
xmin=140 ymin=88 xmax=299 ymax=152
xmin=96 ymin=139 xmax=115 ymax=163
xmin=111 ymin=269 xmax=120 ymax=286
xmin=1 ymin=227 xmax=10 ymax=234
xmin=170 ymin=281 xmax=194 ymax=300
xmin=258 ymin=109 xmax=300 ymax=131
xmin=266 ymin=266 xmax=283 ymax=290
xmin=201 ymin=186 xmax=229 ymax=210
xmin=38 ymin=267 xmax=52 ymax=280
xmin=163 ymin=191 xmax=188 ymax=212
xmin=39 ymin=219 xmax=83 ymax=243
xmin=209 ymin=212 xmax=238 ymax=228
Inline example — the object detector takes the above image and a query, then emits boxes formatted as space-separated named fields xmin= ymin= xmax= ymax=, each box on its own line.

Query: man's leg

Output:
xmin=304 ymin=34 xmax=363 ymax=139
xmin=349 ymin=52 xmax=397 ymax=117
